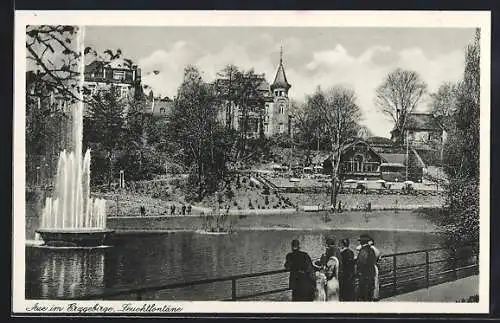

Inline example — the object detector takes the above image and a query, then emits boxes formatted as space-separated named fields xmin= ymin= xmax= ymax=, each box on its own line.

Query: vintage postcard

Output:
xmin=13 ymin=10 xmax=491 ymax=315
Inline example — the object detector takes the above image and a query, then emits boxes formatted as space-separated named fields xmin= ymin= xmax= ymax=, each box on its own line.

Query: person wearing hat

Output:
xmin=319 ymin=235 xmax=342 ymax=269
xmin=284 ymin=239 xmax=315 ymax=301
xmin=318 ymin=235 xmax=341 ymax=301
xmin=339 ymin=238 xmax=356 ymax=301
xmin=356 ymin=234 xmax=377 ymax=301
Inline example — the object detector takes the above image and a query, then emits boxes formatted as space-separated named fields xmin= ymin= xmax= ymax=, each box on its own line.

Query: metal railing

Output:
xmin=62 ymin=243 xmax=478 ymax=301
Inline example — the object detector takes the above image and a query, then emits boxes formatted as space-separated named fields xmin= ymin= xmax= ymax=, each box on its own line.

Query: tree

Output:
xmin=375 ymin=68 xmax=427 ymax=143
xmin=215 ymin=64 xmax=240 ymax=130
xmin=84 ymin=85 xmax=126 ymax=187
xmin=441 ymin=29 xmax=480 ymax=243
xmin=312 ymin=86 xmax=362 ymax=208
xmin=26 ymin=25 xmax=96 ymax=104
xmin=167 ymin=65 xmax=226 ymax=200
xmin=429 ymin=82 xmax=459 ymax=131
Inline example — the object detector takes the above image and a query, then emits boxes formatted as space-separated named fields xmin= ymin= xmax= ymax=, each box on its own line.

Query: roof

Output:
xmin=405 ymin=113 xmax=443 ymax=131
xmin=366 ymin=136 xmax=394 ymax=147
xmin=257 ymin=79 xmax=271 ymax=92
xmin=271 ymin=58 xmax=291 ymax=91
xmin=85 ymin=60 xmax=104 ymax=74
xmin=380 ymin=162 xmax=406 ymax=168
xmin=106 ymin=58 xmax=132 ymax=70
xmin=379 ymin=153 xmax=407 ymax=165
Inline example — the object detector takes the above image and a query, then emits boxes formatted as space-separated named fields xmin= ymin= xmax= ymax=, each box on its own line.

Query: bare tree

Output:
xmin=429 ymin=81 xmax=459 ymax=131
xmin=314 ymin=86 xmax=362 ymax=209
xmin=26 ymin=25 xmax=95 ymax=104
xmin=375 ymin=68 xmax=427 ymax=142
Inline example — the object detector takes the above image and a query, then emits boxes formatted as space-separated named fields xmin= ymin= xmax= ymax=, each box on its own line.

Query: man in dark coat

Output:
xmin=356 ymin=234 xmax=377 ymax=301
xmin=284 ymin=239 xmax=315 ymax=301
xmin=339 ymin=238 xmax=356 ymax=301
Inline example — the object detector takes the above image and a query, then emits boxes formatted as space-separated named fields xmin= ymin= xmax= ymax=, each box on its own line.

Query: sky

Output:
xmin=85 ymin=26 xmax=475 ymax=137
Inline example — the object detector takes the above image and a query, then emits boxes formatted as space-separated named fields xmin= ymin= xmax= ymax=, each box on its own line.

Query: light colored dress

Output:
xmin=324 ymin=256 xmax=340 ymax=301
xmin=314 ymin=271 xmax=327 ymax=302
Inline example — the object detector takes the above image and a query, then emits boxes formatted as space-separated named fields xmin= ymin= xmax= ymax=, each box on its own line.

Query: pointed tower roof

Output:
xmin=271 ymin=46 xmax=291 ymax=91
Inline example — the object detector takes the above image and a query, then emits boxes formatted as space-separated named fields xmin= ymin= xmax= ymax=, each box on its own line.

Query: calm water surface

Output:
xmin=26 ymin=215 xmax=446 ymax=300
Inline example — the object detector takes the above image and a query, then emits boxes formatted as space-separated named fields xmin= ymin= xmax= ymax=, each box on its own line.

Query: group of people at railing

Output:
xmin=284 ymin=234 xmax=381 ymax=302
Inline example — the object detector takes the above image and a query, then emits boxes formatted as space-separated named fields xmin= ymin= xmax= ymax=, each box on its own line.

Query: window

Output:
xmin=113 ymin=70 xmax=125 ymax=80
xmin=120 ymin=86 xmax=129 ymax=98
xmin=280 ymin=104 xmax=284 ymax=114
xmin=279 ymin=123 xmax=284 ymax=133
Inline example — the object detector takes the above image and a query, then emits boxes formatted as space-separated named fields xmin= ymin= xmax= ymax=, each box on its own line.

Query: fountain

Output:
xmin=35 ymin=26 xmax=114 ymax=247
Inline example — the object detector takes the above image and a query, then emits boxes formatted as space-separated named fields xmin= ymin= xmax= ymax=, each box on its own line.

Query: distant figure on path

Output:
xmin=187 ymin=204 xmax=192 ymax=215
xmin=284 ymin=239 xmax=315 ymax=301
xmin=339 ymin=238 xmax=356 ymax=301
xmin=338 ymin=201 xmax=343 ymax=213
xmin=140 ymin=205 xmax=146 ymax=216
xmin=181 ymin=204 xmax=186 ymax=215
xmin=170 ymin=204 xmax=176 ymax=216
xmin=356 ymin=234 xmax=377 ymax=301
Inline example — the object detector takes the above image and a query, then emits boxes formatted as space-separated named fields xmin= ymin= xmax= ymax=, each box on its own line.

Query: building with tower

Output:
xmin=214 ymin=48 xmax=292 ymax=138
xmin=267 ymin=48 xmax=292 ymax=137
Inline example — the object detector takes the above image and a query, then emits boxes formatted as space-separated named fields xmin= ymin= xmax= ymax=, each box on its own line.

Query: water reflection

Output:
xmin=26 ymin=230 xmax=445 ymax=300
xmin=26 ymin=247 xmax=106 ymax=299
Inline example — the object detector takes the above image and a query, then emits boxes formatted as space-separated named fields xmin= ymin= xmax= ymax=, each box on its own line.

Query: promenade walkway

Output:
xmin=381 ymin=275 xmax=478 ymax=302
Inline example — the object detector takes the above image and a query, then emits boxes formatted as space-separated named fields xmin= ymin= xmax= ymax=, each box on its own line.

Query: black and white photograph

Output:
xmin=13 ymin=11 xmax=490 ymax=314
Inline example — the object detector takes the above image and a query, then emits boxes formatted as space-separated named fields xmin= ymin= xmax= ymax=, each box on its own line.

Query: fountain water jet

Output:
xmin=35 ymin=26 xmax=113 ymax=247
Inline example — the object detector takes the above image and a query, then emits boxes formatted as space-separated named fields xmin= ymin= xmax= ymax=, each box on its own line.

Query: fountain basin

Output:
xmin=36 ymin=228 xmax=114 ymax=247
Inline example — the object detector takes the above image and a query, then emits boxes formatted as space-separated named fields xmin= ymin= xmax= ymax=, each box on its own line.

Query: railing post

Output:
xmin=392 ymin=255 xmax=397 ymax=295
xmin=425 ymin=251 xmax=430 ymax=288
xmin=231 ymin=278 xmax=237 ymax=301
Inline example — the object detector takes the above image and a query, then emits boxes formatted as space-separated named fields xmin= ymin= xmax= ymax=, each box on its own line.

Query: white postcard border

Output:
xmin=13 ymin=10 xmax=491 ymax=314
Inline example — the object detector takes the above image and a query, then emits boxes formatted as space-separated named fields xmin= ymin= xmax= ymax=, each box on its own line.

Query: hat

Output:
xmin=313 ymin=260 xmax=322 ymax=270
xmin=325 ymin=235 xmax=336 ymax=246
xmin=358 ymin=234 xmax=372 ymax=242
xmin=291 ymin=239 xmax=300 ymax=249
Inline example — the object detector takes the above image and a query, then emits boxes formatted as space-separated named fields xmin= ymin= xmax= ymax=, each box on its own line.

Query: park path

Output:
xmin=381 ymin=275 xmax=479 ymax=302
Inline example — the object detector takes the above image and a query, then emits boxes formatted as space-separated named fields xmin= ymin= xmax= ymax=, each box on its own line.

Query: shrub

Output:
xmin=225 ymin=189 xmax=235 ymax=200
xmin=233 ymin=201 xmax=238 ymax=207
xmin=456 ymin=295 xmax=479 ymax=303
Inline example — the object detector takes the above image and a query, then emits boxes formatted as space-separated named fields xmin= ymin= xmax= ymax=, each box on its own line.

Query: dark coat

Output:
xmin=339 ymin=248 xmax=356 ymax=301
xmin=340 ymin=248 xmax=355 ymax=280
xmin=284 ymin=250 xmax=315 ymax=301
xmin=356 ymin=244 xmax=377 ymax=301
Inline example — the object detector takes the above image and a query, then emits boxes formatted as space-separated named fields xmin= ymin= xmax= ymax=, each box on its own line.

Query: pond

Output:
xmin=25 ymin=227 xmax=446 ymax=300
